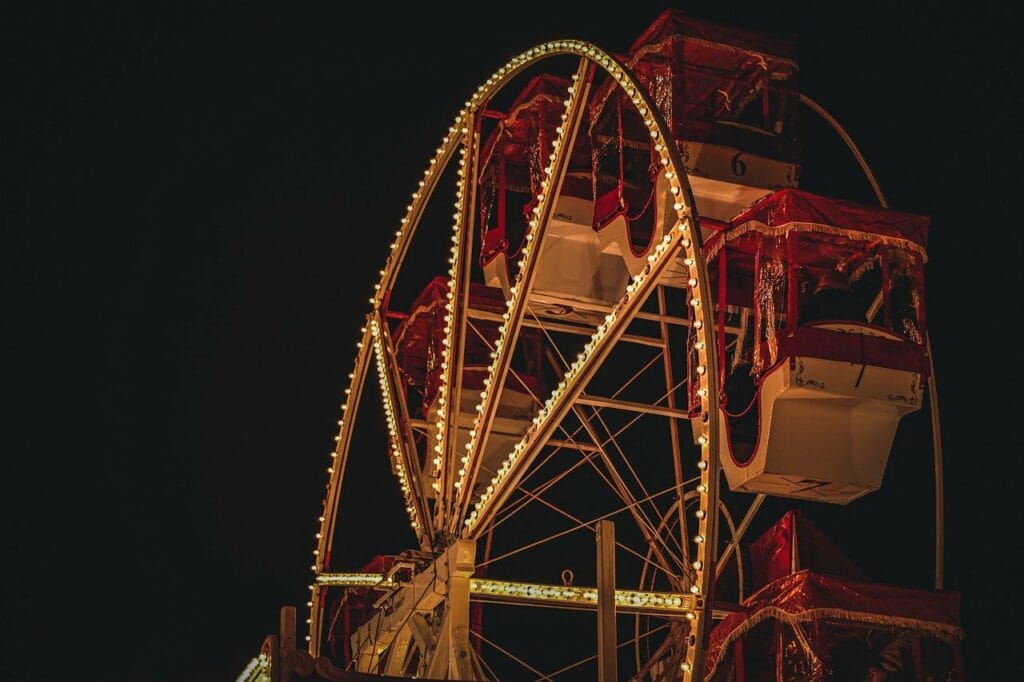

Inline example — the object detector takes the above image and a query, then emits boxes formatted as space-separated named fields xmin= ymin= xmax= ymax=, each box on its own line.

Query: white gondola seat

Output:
xmin=702 ymin=188 xmax=931 ymax=504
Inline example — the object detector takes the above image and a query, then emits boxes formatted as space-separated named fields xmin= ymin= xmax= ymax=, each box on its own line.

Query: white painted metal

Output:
xmin=678 ymin=138 xmax=796 ymax=193
xmin=483 ymin=195 xmax=632 ymax=304
xmin=348 ymin=541 xmax=481 ymax=678
xmin=719 ymin=324 xmax=923 ymax=503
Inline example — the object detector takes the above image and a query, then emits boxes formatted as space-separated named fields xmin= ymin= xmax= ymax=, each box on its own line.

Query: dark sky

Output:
xmin=4 ymin=2 xmax=1023 ymax=681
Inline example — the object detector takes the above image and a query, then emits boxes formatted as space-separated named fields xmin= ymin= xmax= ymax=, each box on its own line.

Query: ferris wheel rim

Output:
xmin=306 ymin=39 xmax=723 ymax=680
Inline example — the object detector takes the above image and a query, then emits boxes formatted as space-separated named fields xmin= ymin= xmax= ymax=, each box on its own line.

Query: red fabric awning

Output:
xmin=700 ymin=190 xmax=931 ymax=380
xmin=706 ymin=570 xmax=964 ymax=677
xmin=479 ymin=73 xmax=571 ymax=171
xmin=478 ymin=74 xmax=592 ymax=265
xmin=748 ymin=510 xmax=868 ymax=593
xmin=590 ymin=9 xmax=800 ymax=163
xmin=629 ymin=10 xmax=797 ymax=62
xmin=774 ymin=325 xmax=930 ymax=377
xmin=393 ymin=277 xmax=509 ymax=405
xmin=393 ymin=277 xmax=541 ymax=411
xmin=709 ymin=187 xmax=930 ymax=257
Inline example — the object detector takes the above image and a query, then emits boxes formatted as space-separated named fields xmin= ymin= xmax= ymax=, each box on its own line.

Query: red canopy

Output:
xmin=479 ymin=74 xmax=592 ymax=266
xmin=704 ymin=187 xmax=937 ymax=372
xmin=479 ymin=73 xmax=571 ymax=172
xmin=393 ymin=277 xmax=508 ymax=407
xmin=714 ymin=187 xmax=930 ymax=256
xmin=393 ymin=277 xmax=541 ymax=412
xmin=629 ymin=9 xmax=797 ymax=62
xmin=707 ymin=511 xmax=962 ymax=678
xmin=591 ymin=9 xmax=800 ymax=163
xmin=706 ymin=570 xmax=964 ymax=676
xmin=748 ymin=510 xmax=868 ymax=593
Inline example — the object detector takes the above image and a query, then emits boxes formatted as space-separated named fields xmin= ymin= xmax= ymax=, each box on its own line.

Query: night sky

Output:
xmin=5 ymin=2 xmax=1023 ymax=680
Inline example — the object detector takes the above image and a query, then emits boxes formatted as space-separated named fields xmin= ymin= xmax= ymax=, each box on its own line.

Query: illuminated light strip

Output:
xmin=235 ymin=652 xmax=271 ymax=682
xmin=313 ymin=573 xmax=692 ymax=616
xmin=315 ymin=327 xmax=370 ymax=561
xmin=445 ymin=127 xmax=482 ymax=527
xmin=304 ymin=46 xmax=492 ymax=653
xmin=460 ymin=222 xmax=698 ymax=537
xmin=316 ymin=573 xmax=397 ymax=589
xmin=307 ymin=320 xmax=375 ymax=649
xmin=375 ymin=316 xmax=433 ymax=544
xmin=430 ymin=144 xmax=470 ymax=519
xmin=235 ymin=657 xmax=259 ymax=682
xmin=370 ymin=319 xmax=426 ymax=539
xmin=470 ymin=578 xmax=695 ymax=616
xmin=375 ymin=120 xmax=468 ymax=306
xmin=453 ymin=59 xmax=591 ymax=522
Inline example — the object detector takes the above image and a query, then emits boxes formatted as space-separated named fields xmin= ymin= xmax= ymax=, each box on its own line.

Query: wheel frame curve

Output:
xmin=308 ymin=38 xmax=727 ymax=681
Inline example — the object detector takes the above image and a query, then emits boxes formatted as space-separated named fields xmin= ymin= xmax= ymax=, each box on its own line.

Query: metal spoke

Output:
xmin=463 ymin=264 xmax=705 ymax=539
xmin=475 ymin=648 xmax=501 ymax=682
xmin=584 ymin=404 xmax=686 ymax=562
xmin=597 ymin=375 xmax=690 ymax=447
xmin=481 ymin=314 xmax=670 ymax=533
xmin=439 ymin=123 xmax=481 ymax=527
xmin=458 ymin=317 xmax=624 ymax=527
xmin=511 ymin=340 xmax=666 ymax=493
xmin=532 ymin=309 xmax=686 ymax=557
xmin=576 ymin=404 xmax=686 ymax=574
xmin=478 ymin=480 xmax=686 ymax=574
xmin=490 ymin=449 xmax=602 ymax=531
xmin=375 ymin=312 xmax=434 ymax=546
xmin=489 ymin=376 xmax=697 ymax=572
xmin=505 ymin=468 xmax=679 ymax=578
xmin=489 ymin=371 xmax=691 ymax=537
xmin=476 ymin=630 xmax=553 ymax=681
xmin=544 ymin=622 xmax=670 ymax=679
xmin=715 ymin=494 xmax=765 ymax=582
xmin=458 ymin=58 xmax=595 ymax=524
xmin=471 ymin=305 xmax=663 ymax=348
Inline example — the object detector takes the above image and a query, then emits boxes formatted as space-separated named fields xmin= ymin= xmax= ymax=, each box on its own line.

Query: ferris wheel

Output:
xmin=267 ymin=12 xmax=962 ymax=682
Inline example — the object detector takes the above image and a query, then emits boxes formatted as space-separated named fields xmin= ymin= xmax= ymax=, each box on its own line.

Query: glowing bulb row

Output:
xmin=234 ymin=655 xmax=270 ymax=682
xmin=311 ymin=573 xmax=693 ymax=614
xmin=314 ymin=342 xmax=365 ymax=560
xmin=305 ymin=109 xmax=456 ymax=628
xmin=453 ymin=70 xmax=584 ymax=509
xmin=309 ymin=323 xmax=372 ymax=649
xmin=372 ymin=117 xmax=468 ymax=310
xmin=470 ymin=578 xmax=695 ymax=614
xmin=430 ymin=145 xmax=470 ymax=495
xmin=315 ymin=572 xmax=396 ymax=588
xmin=361 ymin=41 xmax=582 ymax=316
xmin=462 ymin=46 xmax=713 ymax=542
xmin=370 ymin=319 xmax=424 ymax=536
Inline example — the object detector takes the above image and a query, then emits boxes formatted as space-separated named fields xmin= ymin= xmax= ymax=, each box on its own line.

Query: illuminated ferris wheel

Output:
xmin=244 ymin=11 xmax=965 ymax=682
